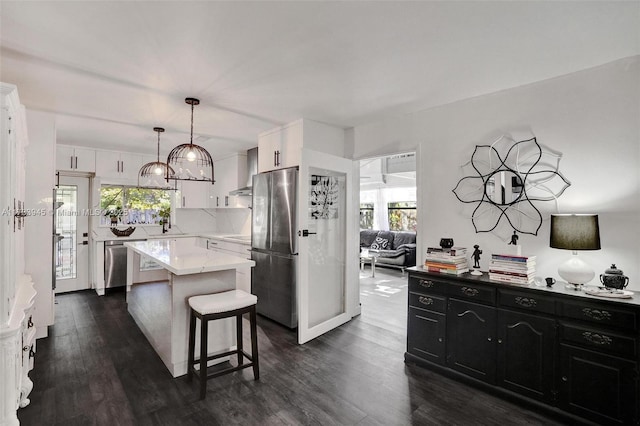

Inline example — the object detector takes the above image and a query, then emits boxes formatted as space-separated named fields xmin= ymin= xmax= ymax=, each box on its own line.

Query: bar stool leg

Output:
xmin=187 ymin=309 xmax=196 ymax=382
xmin=250 ymin=306 xmax=259 ymax=380
xmin=236 ymin=313 xmax=244 ymax=366
xmin=199 ymin=315 xmax=208 ymax=400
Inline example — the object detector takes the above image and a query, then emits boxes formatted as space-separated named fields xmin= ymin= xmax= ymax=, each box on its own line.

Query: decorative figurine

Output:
xmin=508 ymin=231 xmax=518 ymax=245
xmin=471 ymin=244 xmax=483 ymax=275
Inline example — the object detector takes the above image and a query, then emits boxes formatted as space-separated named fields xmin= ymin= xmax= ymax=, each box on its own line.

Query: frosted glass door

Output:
xmin=297 ymin=149 xmax=354 ymax=344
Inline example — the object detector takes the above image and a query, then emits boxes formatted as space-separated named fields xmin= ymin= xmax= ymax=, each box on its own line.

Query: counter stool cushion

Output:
xmin=188 ymin=290 xmax=257 ymax=315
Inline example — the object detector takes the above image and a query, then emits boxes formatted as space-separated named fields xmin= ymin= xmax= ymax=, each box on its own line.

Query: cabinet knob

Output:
xmin=461 ymin=287 xmax=479 ymax=297
xmin=419 ymin=279 xmax=434 ymax=288
xmin=582 ymin=331 xmax=612 ymax=346
xmin=515 ymin=297 xmax=537 ymax=308
xmin=487 ymin=337 xmax=492 ymax=342
xmin=561 ymin=376 xmax=568 ymax=382
xmin=418 ymin=296 xmax=433 ymax=306
xmin=497 ymin=339 xmax=502 ymax=344
xmin=582 ymin=308 xmax=611 ymax=321
xmin=438 ymin=337 xmax=443 ymax=343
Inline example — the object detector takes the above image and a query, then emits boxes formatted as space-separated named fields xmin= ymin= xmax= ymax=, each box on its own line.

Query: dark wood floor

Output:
xmin=18 ymin=279 xmax=568 ymax=426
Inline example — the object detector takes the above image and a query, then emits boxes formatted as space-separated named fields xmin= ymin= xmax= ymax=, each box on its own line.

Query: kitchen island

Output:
xmin=124 ymin=237 xmax=255 ymax=377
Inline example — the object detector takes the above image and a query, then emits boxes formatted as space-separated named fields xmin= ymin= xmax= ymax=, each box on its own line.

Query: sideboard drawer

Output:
xmin=499 ymin=289 xmax=556 ymax=315
xmin=409 ymin=292 xmax=446 ymax=313
xmin=409 ymin=276 xmax=447 ymax=295
xmin=560 ymin=322 xmax=637 ymax=359
xmin=448 ymin=282 xmax=495 ymax=305
xmin=561 ymin=301 xmax=637 ymax=331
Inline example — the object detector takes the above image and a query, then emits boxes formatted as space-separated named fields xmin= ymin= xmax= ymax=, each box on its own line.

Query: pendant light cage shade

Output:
xmin=166 ymin=98 xmax=216 ymax=184
xmin=138 ymin=127 xmax=178 ymax=190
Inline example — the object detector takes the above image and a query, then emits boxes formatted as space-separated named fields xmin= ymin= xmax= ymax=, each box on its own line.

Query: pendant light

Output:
xmin=138 ymin=127 xmax=177 ymax=190
xmin=166 ymin=97 xmax=215 ymax=184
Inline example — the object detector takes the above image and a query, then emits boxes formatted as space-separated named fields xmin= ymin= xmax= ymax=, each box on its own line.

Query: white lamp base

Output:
xmin=558 ymin=252 xmax=595 ymax=290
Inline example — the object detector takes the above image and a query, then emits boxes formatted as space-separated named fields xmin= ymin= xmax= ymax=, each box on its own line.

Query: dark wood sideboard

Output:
xmin=405 ymin=266 xmax=640 ymax=426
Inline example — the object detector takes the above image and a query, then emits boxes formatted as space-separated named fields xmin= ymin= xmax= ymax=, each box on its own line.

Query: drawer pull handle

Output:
xmin=515 ymin=297 xmax=537 ymax=308
xmin=461 ymin=287 xmax=479 ymax=297
xmin=582 ymin=308 xmax=611 ymax=321
xmin=419 ymin=279 xmax=434 ymax=288
xmin=418 ymin=296 xmax=433 ymax=306
xmin=29 ymin=347 xmax=35 ymax=358
xmin=582 ymin=332 xmax=612 ymax=346
xmin=27 ymin=317 xmax=33 ymax=328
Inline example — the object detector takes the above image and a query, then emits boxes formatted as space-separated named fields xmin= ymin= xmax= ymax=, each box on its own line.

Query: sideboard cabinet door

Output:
xmin=446 ymin=299 xmax=496 ymax=383
xmin=496 ymin=309 xmax=556 ymax=403
xmin=558 ymin=344 xmax=637 ymax=425
xmin=408 ymin=306 xmax=446 ymax=364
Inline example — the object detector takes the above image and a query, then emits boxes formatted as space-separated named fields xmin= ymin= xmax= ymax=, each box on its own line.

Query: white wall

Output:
xmin=24 ymin=110 xmax=56 ymax=337
xmin=352 ymin=56 xmax=640 ymax=290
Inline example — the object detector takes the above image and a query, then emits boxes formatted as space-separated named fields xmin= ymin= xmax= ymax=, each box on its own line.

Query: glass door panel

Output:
xmin=55 ymin=175 xmax=90 ymax=293
xmin=55 ymin=185 xmax=77 ymax=280
xmin=297 ymin=148 xmax=354 ymax=344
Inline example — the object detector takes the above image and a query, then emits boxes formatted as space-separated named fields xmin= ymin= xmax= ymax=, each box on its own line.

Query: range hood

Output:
xmin=229 ymin=147 xmax=258 ymax=196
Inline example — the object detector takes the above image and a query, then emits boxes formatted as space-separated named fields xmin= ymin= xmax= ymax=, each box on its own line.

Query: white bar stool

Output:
xmin=187 ymin=290 xmax=259 ymax=399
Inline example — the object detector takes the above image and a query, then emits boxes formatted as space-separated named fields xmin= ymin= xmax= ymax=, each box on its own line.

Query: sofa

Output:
xmin=360 ymin=229 xmax=417 ymax=272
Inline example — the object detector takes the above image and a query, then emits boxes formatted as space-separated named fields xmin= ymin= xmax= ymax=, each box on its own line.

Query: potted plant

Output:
xmin=104 ymin=206 xmax=123 ymax=226
xmin=158 ymin=206 xmax=171 ymax=233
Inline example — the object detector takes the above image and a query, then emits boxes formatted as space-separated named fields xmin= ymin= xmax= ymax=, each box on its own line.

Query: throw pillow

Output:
xmin=370 ymin=236 xmax=389 ymax=250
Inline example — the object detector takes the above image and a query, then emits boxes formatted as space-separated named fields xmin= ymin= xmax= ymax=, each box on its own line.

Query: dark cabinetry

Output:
xmin=406 ymin=268 xmax=640 ymax=426
xmin=559 ymin=345 xmax=637 ymax=425
xmin=497 ymin=309 xmax=555 ymax=402
xmin=447 ymin=299 xmax=496 ymax=383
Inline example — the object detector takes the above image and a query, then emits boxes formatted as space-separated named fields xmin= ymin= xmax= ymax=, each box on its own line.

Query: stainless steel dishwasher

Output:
xmin=104 ymin=240 xmax=129 ymax=288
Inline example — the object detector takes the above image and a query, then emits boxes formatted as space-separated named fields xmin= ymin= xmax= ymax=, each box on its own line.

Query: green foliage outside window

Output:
xmin=388 ymin=201 xmax=417 ymax=232
xmin=100 ymin=186 xmax=171 ymax=226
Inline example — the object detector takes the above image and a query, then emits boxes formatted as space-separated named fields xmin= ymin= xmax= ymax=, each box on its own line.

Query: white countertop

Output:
xmin=124 ymin=237 xmax=254 ymax=275
xmin=94 ymin=231 xmax=251 ymax=244
xmin=200 ymin=233 xmax=252 ymax=246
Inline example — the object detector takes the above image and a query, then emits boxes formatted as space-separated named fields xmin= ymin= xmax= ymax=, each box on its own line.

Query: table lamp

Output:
xmin=549 ymin=214 xmax=601 ymax=290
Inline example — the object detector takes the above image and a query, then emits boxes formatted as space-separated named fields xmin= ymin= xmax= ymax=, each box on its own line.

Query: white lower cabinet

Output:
xmin=205 ymin=239 xmax=251 ymax=293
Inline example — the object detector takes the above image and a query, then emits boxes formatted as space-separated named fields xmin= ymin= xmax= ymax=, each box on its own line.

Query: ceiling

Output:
xmin=1 ymin=1 xmax=638 ymax=158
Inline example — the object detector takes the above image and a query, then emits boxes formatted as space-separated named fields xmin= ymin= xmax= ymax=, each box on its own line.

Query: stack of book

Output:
xmin=425 ymin=247 xmax=469 ymax=275
xmin=488 ymin=254 xmax=536 ymax=284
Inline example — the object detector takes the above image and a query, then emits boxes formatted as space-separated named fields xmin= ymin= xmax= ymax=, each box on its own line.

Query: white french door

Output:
xmin=55 ymin=175 xmax=90 ymax=293
xmin=297 ymin=148 xmax=355 ymax=344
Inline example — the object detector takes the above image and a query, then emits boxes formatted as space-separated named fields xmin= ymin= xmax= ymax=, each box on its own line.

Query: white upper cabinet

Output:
xmin=56 ymin=145 xmax=96 ymax=173
xmin=95 ymin=150 xmax=143 ymax=182
xmin=212 ymin=153 xmax=248 ymax=208
xmin=178 ymin=180 xmax=215 ymax=209
xmin=257 ymin=119 xmax=345 ymax=173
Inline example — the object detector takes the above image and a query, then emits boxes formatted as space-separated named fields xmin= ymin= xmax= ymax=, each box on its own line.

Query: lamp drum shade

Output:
xmin=550 ymin=214 xmax=601 ymax=251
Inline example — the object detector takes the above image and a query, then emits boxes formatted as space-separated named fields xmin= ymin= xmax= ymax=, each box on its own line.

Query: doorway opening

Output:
xmin=358 ymin=152 xmax=416 ymax=334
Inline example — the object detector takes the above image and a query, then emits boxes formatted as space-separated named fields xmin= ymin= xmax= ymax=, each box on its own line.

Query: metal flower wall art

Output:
xmin=452 ymin=135 xmax=571 ymax=239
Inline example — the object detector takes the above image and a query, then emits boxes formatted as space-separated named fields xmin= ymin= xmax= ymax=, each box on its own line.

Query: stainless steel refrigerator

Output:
xmin=251 ymin=167 xmax=298 ymax=328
